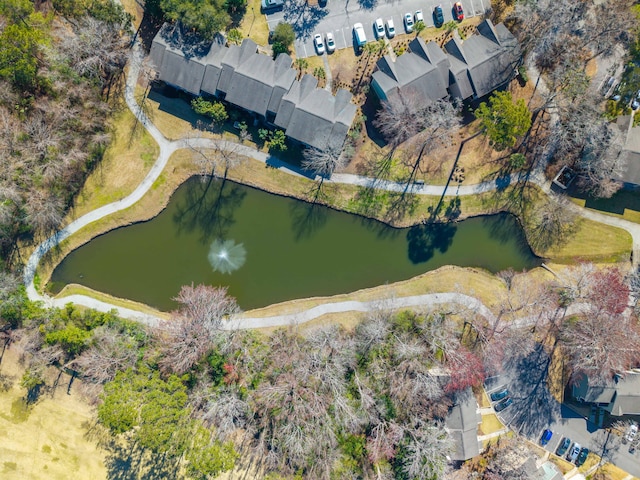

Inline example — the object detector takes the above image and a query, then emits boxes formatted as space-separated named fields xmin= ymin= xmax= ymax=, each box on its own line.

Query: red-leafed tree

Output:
xmin=445 ymin=347 xmax=486 ymax=393
xmin=587 ymin=268 xmax=630 ymax=315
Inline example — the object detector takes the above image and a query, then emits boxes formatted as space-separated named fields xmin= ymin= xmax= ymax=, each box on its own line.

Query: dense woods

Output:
xmin=0 ymin=0 xmax=130 ymax=265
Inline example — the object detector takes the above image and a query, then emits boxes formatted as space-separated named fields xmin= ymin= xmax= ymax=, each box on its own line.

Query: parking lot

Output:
xmin=265 ymin=0 xmax=492 ymax=58
xmin=484 ymin=346 xmax=640 ymax=477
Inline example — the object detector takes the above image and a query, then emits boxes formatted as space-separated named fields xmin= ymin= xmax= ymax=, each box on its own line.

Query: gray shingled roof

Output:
xmin=150 ymin=25 xmax=357 ymax=151
xmin=372 ymin=19 xmax=519 ymax=104
xmin=372 ymin=43 xmax=448 ymax=104
xmin=149 ymin=24 xmax=224 ymax=96
xmin=221 ymin=40 xmax=296 ymax=117
xmin=274 ymin=75 xmax=357 ymax=151
xmin=461 ymin=21 xmax=520 ymax=98
xmin=446 ymin=387 xmax=481 ymax=461
xmin=609 ymin=373 xmax=640 ymax=416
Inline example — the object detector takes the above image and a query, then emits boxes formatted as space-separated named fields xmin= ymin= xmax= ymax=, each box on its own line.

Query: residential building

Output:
xmin=371 ymin=19 xmax=521 ymax=104
xmin=445 ymin=387 xmax=482 ymax=461
xmin=572 ymin=371 xmax=640 ymax=417
xmin=613 ymin=116 xmax=640 ymax=187
xmin=149 ymin=24 xmax=357 ymax=151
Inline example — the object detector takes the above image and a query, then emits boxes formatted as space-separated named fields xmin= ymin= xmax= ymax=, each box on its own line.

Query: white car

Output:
xmin=386 ymin=18 xmax=395 ymax=38
xmin=404 ymin=12 xmax=414 ymax=33
xmin=626 ymin=424 xmax=638 ymax=443
xmin=353 ymin=22 xmax=367 ymax=49
xmin=415 ymin=9 xmax=424 ymax=23
xmin=325 ymin=32 xmax=336 ymax=53
xmin=374 ymin=18 xmax=385 ymax=39
xmin=313 ymin=33 xmax=325 ymax=55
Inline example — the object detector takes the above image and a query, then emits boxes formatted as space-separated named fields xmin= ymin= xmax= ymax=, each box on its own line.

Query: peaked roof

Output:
xmin=372 ymin=19 xmax=520 ymax=104
xmin=445 ymin=387 xmax=481 ymax=461
xmin=150 ymin=24 xmax=357 ymax=151
xmin=150 ymin=24 xmax=225 ymax=95
xmin=445 ymin=20 xmax=520 ymax=98
xmin=274 ymin=75 xmax=357 ymax=151
xmin=372 ymin=39 xmax=449 ymax=104
xmin=609 ymin=372 xmax=640 ymax=416
xmin=221 ymin=40 xmax=296 ymax=117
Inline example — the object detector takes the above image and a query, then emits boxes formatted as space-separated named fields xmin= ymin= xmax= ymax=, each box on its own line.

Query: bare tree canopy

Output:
xmin=302 ymin=144 xmax=347 ymax=179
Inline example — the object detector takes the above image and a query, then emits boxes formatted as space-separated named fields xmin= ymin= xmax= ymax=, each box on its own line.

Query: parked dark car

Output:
xmin=556 ymin=437 xmax=571 ymax=456
xmin=494 ymin=397 xmax=512 ymax=412
xmin=490 ymin=388 xmax=509 ymax=402
xmin=540 ymin=429 xmax=553 ymax=446
xmin=576 ymin=448 xmax=589 ymax=466
xmin=433 ymin=5 xmax=444 ymax=27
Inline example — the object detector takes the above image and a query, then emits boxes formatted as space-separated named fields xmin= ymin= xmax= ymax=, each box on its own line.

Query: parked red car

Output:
xmin=454 ymin=2 xmax=464 ymax=21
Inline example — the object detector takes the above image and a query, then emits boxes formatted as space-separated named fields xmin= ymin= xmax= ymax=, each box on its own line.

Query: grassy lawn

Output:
xmin=238 ymin=0 xmax=269 ymax=45
xmin=68 ymin=108 xmax=159 ymax=220
xmin=0 ymin=348 xmax=106 ymax=480
xmin=478 ymin=414 xmax=504 ymax=436
xmin=548 ymin=455 xmax=575 ymax=475
xmin=476 ymin=389 xmax=491 ymax=408
xmin=597 ymin=462 xmax=638 ymax=480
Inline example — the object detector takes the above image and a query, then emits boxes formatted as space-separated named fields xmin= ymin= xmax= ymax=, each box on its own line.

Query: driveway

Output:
xmin=485 ymin=346 xmax=640 ymax=477
xmin=265 ymin=0 xmax=492 ymax=58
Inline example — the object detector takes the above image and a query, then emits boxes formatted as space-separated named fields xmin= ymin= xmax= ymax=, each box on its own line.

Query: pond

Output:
xmin=49 ymin=177 xmax=541 ymax=310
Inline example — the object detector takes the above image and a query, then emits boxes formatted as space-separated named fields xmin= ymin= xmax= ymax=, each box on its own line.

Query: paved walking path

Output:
xmin=22 ymin=42 xmax=640 ymax=328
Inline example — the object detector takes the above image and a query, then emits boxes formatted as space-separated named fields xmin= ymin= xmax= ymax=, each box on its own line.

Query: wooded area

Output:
xmin=0 ymin=0 xmax=129 ymax=265
xmin=3 ymin=261 xmax=640 ymax=478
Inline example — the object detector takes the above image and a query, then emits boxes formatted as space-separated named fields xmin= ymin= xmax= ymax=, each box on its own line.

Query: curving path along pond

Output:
xmin=23 ymin=42 xmax=640 ymax=328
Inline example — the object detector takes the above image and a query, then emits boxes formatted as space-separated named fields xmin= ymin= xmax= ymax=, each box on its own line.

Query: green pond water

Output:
xmin=49 ymin=177 xmax=541 ymax=310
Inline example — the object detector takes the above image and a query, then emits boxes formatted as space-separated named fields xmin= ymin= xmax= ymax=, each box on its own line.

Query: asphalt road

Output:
xmin=485 ymin=346 xmax=640 ymax=478
xmin=265 ymin=0 xmax=491 ymax=58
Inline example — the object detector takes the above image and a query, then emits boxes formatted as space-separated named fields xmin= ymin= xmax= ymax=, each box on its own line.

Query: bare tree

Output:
xmin=74 ymin=326 xmax=140 ymax=385
xmin=301 ymin=144 xmax=347 ymax=179
xmin=156 ymin=284 xmax=239 ymax=374
xmin=375 ymin=93 xmax=461 ymax=186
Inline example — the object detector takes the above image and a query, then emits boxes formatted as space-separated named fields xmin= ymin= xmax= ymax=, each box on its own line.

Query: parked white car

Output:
xmin=404 ymin=12 xmax=414 ymax=33
xmin=626 ymin=424 xmax=638 ymax=443
xmin=313 ymin=33 xmax=325 ymax=55
xmin=325 ymin=32 xmax=336 ymax=53
xmin=374 ymin=18 xmax=385 ymax=39
xmin=415 ymin=9 xmax=424 ymax=23
xmin=386 ymin=18 xmax=395 ymax=38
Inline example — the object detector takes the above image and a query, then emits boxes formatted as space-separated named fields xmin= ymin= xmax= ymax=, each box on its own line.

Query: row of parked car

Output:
xmin=540 ymin=430 xmax=589 ymax=466
xmin=313 ymin=2 xmax=466 ymax=55
xmin=490 ymin=387 xmax=512 ymax=412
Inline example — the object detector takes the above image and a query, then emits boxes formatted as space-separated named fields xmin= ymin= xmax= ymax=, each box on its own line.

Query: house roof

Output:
xmin=572 ymin=375 xmax=617 ymax=404
xmin=372 ymin=45 xmax=449 ymax=104
xmin=372 ymin=19 xmax=519 ymax=104
xmin=149 ymin=24 xmax=224 ymax=96
xmin=612 ymin=117 xmax=640 ymax=185
xmin=445 ymin=387 xmax=481 ymax=461
xmin=274 ymin=75 xmax=357 ymax=151
xmin=444 ymin=20 xmax=520 ymax=99
xmin=573 ymin=372 xmax=640 ymax=416
xmin=609 ymin=372 xmax=640 ymax=416
xmin=221 ymin=40 xmax=296 ymax=117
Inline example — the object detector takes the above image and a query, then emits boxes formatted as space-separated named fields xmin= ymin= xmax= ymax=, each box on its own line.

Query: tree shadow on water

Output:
xmin=406 ymin=222 xmax=457 ymax=264
xmin=289 ymin=194 xmax=328 ymax=241
xmin=172 ymin=176 xmax=247 ymax=244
